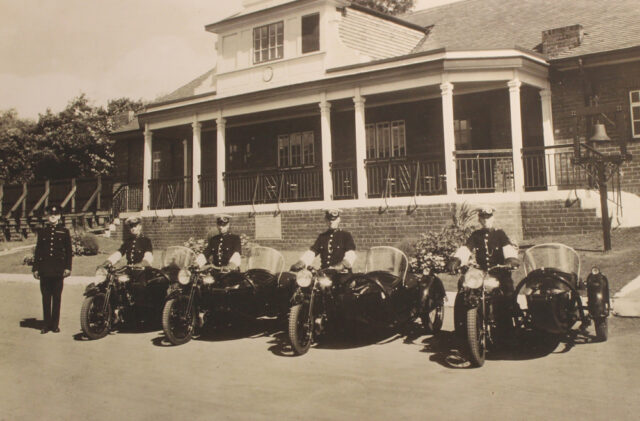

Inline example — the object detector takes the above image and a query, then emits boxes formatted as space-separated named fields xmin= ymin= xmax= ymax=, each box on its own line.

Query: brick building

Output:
xmin=112 ymin=0 xmax=640 ymax=249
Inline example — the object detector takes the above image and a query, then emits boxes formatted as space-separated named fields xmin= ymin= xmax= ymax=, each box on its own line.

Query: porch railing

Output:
xmin=224 ymin=167 xmax=323 ymax=206
xmin=455 ymin=149 xmax=514 ymax=194
xmin=366 ymin=156 xmax=445 ymax=199
xmin=199 ymin=174 xmax=217 ymax=207
xmin=149 ymin=177 xmax=192 ymax=210
xmin=522 ymin=144 xmax=590 ymax=191
xmin=331 ymin=161 xmax=357 ymax=200
xmin=112 ymin=183 xmax=143 ymax=214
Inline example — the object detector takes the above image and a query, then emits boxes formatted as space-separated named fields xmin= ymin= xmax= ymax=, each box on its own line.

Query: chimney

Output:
xmin=541 ymin=24 xmax=584 ymax=57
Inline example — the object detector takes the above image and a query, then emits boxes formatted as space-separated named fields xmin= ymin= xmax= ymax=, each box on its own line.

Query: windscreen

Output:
xmin=247 ymin=246 xmax=284 ymax=275
xmin=523 ymin=243 xmax=580 ymax=277
xmin=162 ymin=246 xmax=197 ymax=269
xmin=365 ymin=246 xmax=408 ymax=279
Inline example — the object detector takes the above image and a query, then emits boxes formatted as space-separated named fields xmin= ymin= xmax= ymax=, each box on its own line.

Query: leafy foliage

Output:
xmin=410 ymin=203 xmax=477 ymax=274
xmin=72 ymin=233 xmax=100 ymax=256
xmin=0 ymin=109 xmax=36 ymax=182
xmin=183 ymin=237 xmax=206 ymax=255
xmin=352 ymin=0 xmax=415 ymax=15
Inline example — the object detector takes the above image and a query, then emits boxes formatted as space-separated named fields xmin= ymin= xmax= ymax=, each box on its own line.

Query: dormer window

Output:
xmin=253 ymin=21 xmax=284 ymax=64
xmin=301 ymin=13 xmax=320 ymax=54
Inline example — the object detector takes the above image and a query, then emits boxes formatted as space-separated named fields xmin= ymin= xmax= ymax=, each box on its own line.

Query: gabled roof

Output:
xmin=404 ymin=0 xmax=640 ymax=60
xmin=153 ymin=67 xmax=217 ymax=105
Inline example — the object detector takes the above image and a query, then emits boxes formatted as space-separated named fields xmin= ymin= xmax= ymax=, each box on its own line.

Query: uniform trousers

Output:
xmin=40 ymin=276 xmax=64 ymax=329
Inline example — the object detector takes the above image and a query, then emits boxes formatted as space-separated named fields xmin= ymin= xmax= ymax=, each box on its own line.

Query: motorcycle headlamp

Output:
xmin=178 ymin=269 xmax=191 ymax=285
xmin=202 ymin=273 xmax=215 ymax=285
xmin=462 ymin=268 xmax=484 ymax=289
xmin=317 ymin=275 xmax=333 ymax=289
xmin=95 ymin=267 xmax=108 ymax=279
xmin=117 ymin=274 xmax=130 ymax=283
xmin=296 ymin=269 xmax=313 ymax=288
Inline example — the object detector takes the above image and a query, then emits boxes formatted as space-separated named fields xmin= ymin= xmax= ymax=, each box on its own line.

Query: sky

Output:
xmin=0 ymin=0 xmax=460 ymax=120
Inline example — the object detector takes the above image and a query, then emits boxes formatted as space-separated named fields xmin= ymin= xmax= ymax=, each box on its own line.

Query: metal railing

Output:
xmin=366 ymin=156 xmax=445 ymax=198
xmin=454 ymin=149 xmax=514 ymax=194
xmin=149 ymin=177 xmax=192 ymax=210
xmin=522 ymin=144 xmax=590 ymax=191
xmin=224 ymin=167 xmax=323 ymax=206
xmin=112 ymin=183 xmax=143 ymax=214
xmin=199 ymin=174 xmax=217 ymax=207
xmin=330 ymin=161 xmax=357 ymax=200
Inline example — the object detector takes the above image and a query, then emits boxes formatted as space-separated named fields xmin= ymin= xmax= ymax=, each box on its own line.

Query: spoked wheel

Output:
xmin=422 ymin=297 xmax=445 ymax=334
xmin=162 ymin=296 xmax=196 ymax=346
xmin=466 ymin=306 xmax=486 ymax=367
xmin=288 ymin=302 xmax=313 ymax=355
xmin=453 ymin=293 xmax=466 ymax=338
xmin=594 ymin=317 xmax=608 ymax=342
xmin=80 ymin=293 xmax=111 ymax=340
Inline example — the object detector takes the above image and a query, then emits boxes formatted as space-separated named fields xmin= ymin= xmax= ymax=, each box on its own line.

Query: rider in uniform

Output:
xmin=448 ymin=206 xmax=521 ymax=339
xmin=33 ymin=204 xmax=72 ymax=334
xmin=105 ymin=216 xmax=153 ymax=267
xmin=291 ymin=209 xmax=357 ymax=277
xmin=195 ymin=214 xmax=242 ymax=270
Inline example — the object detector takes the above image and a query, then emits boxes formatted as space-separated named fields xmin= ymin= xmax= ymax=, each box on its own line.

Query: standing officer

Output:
xmin=195 ymin=214 xmax=241 ymax=270
xmin=291 ymin=209 xmax=357 ymax=272
xmin=104 ymin=216 xmax=153 ymax=267
xmin=33 ymin=204 xmax=72 ymax=334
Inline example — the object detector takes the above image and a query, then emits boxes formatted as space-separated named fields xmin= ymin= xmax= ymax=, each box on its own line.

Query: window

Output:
xmin=301 ymin=13 xmax=320 ymax=54
xmin=253 ymin=21 xmax=284 ymax=64
xmin=630 ymin=90 xmax=640 ymax=138
xmin=366 ymin=120 xmax=406 ymax=159
xmin=278 ymin=131 xmax=315 ymax=167
xmin=454 ymin=119 xmax=472 ymax=149
xmin=152 ymin=151 xmax=161 ymax=179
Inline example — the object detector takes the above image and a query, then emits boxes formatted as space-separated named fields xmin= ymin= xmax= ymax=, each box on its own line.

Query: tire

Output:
xmin=422 ymin=297 xmax=444 ymax=334
xmin=162 ymin=297 xmax=195 ymax=346
xmin=80 ymin=294 xmax=111 ymax=340
xmin=466 ymin=306 xmax=486 ymax=367
xmin=594 ymin=317 xmax=608 ymax=342
xmin=453 ymin=292 xmax=466 ymax=338
xmin=288 ymin=302 xmax=313 ymax=355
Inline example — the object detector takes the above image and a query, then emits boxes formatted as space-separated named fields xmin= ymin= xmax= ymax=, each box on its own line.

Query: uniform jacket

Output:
xmin=204 ymin=233 xmax=241 ymax=266
xmin=33 ymin=223 xmax=72 ymax=277
xmin=465 ymin=228 xmax=513 ymax=270
xmin=119 ymin=234 xmax=153 ymax=264
xmin=311 ymin=229 xmax=356 ymax=269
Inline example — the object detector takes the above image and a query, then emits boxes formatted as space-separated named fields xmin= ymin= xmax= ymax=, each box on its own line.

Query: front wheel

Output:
xmin=162 ymin=297 xmax=195 ymax=346
xmin=80 ymin=294 xmax=111 ymax=340
xmin=594 ymin=317 xmax=608 ymax=342
xmin=288 ymin=302 xmax=313 ymax=355
xmin=421 ymin=297 xmax=444 ymax=334
xmin=466 ymin=307 xmax=486 ymax=367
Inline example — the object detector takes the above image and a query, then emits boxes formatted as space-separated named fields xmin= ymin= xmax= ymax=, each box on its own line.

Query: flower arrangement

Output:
xmin=183 ymin=237 xmax=206 ymax=255
xmin=410 ymin=203 xmax=477 ymax=274
xmin=72 ymin=233 xmax=99 ymax=256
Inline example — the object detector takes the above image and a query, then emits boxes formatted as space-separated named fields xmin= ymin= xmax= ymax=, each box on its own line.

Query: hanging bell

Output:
xmin=590 ymin=123 xmax=611 ymax=142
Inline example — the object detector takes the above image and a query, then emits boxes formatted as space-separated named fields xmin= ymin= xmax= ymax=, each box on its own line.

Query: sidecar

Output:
xmin=514 ymin=243 xmax=610 ymax=341
xmin=205 ymin=246 xmax=296 ymax=323
xmin=341 ymin=246 xmax=445 ymax=333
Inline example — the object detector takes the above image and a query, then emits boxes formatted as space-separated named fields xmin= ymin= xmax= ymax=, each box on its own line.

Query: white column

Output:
xmin=216 ymin=116 xmax=227 ymax=207
xmin=353 ymin=92 xmax=368 ymax=199
xmin=440 ymin=82 xmax=457 ymax=196
xmin=508 ymin=79 xmax=525 ymax=194
xmin=319 ymin=96 xmax=334 ymax=201
xmin=539 ymin=88 xmax=557 ymax=190
xmin=142 ymin=125 xmax=152 ymax=211
xmin=192 ymin=121 xmax=202 ymax=208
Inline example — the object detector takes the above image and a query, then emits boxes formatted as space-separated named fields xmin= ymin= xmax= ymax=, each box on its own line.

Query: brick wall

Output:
xmin=551 ymin=61 xmax=640 ymax=194
xmin=520 ymin=200 xmax=600 ymax=238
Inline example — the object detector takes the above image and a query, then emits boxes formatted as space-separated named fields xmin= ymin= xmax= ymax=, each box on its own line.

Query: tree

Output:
xmin=352 ymin=0 xmax=415 ymax=15
xmin=0 ymin=109 xmax=36 ymax=182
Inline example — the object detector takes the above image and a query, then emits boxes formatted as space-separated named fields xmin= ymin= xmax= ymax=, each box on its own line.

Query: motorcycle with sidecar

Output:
xmin=288 ymin=246 xmax=446 ymax=355
xmin=514 ymin=243 xmax=610 ymax=341
xmin=162 ymin=245 xmax=295 ymax=346
xmin=79 ymin=247 xmax=183 ymax=340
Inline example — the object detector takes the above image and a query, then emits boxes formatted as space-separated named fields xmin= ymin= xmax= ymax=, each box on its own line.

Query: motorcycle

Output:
xmin=288 ymin=246 xmax=446 ymax=355
xmin=514 ymin=243 xmax=610 ymax=342
xmin=454 ymin=263 xmax=515 ymax=367
xmin=162 ymin=246 xmax=294 ymax=346
xmin=79 ymin=251 xmax=176 ymax=340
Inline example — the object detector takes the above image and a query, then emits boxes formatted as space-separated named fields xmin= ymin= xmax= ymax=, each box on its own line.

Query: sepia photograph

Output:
xmin=1 ymin=0 xmax=639 ymax=419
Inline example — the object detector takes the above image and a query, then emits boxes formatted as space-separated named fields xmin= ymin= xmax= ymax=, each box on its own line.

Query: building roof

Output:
xmin=404 ymin=0 xmax=640 ymax=60
xmin=154 ymin=67 xmax=217 ymax=104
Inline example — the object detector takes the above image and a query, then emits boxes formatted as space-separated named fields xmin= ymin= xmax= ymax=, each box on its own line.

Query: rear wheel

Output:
xmin=422 ymin=297 xmax=444 ymax=334
xmin=80 ymin=294 xmax=111 ymax=340
xmin=288 ymin=302 xmax=313 ymax=355
xmin=162 ymin=297 xmax=195 ymax=346
xmin=594 ymin=317 xmax=608 ymax=342
xmin=466 ymin=307 xmax=486 ymax=367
